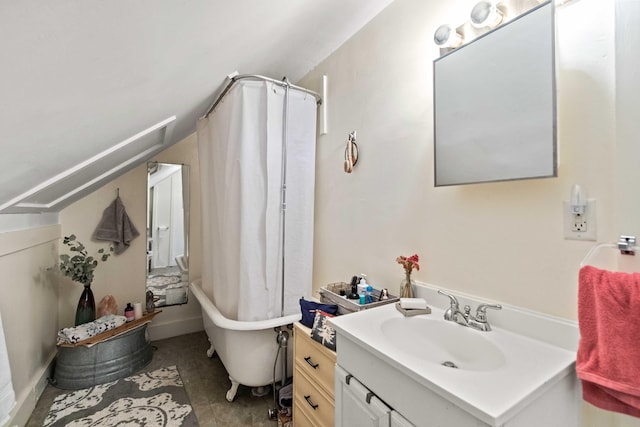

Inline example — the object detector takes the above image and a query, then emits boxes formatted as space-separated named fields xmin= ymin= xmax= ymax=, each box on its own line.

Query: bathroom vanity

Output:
xmin=330 ymin=286 xmax=580 ymax=427
xmin=293 ymin=322 xmax=337 ymax=427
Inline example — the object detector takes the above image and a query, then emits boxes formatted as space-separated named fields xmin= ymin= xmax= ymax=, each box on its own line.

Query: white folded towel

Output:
xmin=0 ymin=311 xmax=16 ymax=426
xmin=57 ymin=315 xmax=127 ymax=346
xmin=399 ymin=298 xmax=428 ymax=310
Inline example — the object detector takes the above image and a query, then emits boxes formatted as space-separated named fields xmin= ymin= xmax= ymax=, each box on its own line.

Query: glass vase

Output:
xmin=75 ymin=284 xmax=96 ymax=326
xmin=399 ymin=273 xmax=415 ymax=298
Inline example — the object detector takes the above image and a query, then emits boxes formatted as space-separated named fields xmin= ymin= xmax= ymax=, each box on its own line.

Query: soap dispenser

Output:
xmin=357 ymin=276 xmax=368 ymax=295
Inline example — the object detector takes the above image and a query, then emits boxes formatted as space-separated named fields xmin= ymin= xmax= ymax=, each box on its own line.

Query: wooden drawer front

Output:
xmin=294 ymin=367 xmax=334 ymax=427
xmin=295 ymin=332 xmax=335 ymax=396
xmin=293 ymin=399 xmax=315 ymax=427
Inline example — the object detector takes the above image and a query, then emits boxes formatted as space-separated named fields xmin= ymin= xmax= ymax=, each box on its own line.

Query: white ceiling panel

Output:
xmin=0 ymin=0 xmax=395 ymax=213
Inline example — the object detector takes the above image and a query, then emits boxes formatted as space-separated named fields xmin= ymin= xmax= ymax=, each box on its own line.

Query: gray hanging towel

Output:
xmin=93 ymin=196 xmax=140 ymax=255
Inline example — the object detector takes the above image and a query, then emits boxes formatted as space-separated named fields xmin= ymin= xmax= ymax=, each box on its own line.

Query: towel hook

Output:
xmin=116 ymin=188 xmax=120 ymax=198
xmin=344 ymin=131 xmax=359 ymax=174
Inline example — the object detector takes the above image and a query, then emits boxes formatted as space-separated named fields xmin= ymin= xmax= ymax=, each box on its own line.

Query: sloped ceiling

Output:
xmin=0 ymin=0 xmax=394 ymax=213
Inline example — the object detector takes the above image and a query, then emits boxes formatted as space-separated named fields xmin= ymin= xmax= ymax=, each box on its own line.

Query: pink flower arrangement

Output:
xmin=396 ymin=254 xmax=420 ymax=276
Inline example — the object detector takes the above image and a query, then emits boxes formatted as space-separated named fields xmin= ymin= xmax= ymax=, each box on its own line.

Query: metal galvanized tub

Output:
xmin=53 ymin=323 xmax=153 ymax=389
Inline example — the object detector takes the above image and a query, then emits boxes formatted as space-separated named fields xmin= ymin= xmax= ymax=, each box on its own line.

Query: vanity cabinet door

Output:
xmin=335 ymin=365 xmax=391 ymax=427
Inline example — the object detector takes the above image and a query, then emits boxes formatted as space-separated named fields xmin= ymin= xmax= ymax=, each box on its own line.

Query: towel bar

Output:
xmin=580 ymin=235 xmax=640 ymax=268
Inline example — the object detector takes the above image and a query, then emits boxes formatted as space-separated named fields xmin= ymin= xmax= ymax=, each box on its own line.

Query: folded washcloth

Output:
xmin=577 ymin=265 xmax=640 ymax=417
xmin=399 ymin=298 xmax=428 ymax=310
xmin=93 ymin=196 xmax=140 ymax=255
xmin=57 ymin=315 xmax=127 ymax=346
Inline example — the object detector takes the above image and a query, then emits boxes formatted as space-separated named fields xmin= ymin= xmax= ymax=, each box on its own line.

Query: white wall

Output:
xmin=301 ymin=0 xmax=617 ymax=320
xmin=300 ymin=0 xmax=639 ymax=425
xmin=615 ymin=0 xmax=640 ymax=238
xmin=0 ymin=225 xmax=59 ymax=426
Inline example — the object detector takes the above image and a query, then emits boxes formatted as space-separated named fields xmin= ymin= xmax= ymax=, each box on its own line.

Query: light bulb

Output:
xmin=470 ymin=1 xmax=505 ymax=29
xmin=434 ymin=24 xmax=463 ymax=48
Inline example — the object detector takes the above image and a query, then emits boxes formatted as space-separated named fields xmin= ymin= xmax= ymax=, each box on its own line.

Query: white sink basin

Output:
xmin=380 ymin=316 xmax=506 ymax=371
xmin=330 ymin=301 xmax=578 ymax=426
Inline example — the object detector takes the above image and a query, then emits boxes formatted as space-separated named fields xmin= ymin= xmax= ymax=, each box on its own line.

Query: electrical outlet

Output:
xmin=564 ymin=200 xmax=597 ymax=241
xmin=571 ymin=213 xmax=587 ymax=232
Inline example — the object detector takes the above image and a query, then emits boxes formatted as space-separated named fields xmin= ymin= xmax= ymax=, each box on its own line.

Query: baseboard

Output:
xmin=7 ymin=351 xmax=55 ymax=427
xmin=147 ymin=315 xmax=203 ymax=342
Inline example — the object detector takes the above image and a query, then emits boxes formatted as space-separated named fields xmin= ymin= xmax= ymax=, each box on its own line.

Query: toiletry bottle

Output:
xmin=349 ymin=276 xmax=360 ymax=299
xmin=366 ymin=285 xmax=373 ymax=304
xmin=357 ymin=277 xmax=368 ymax=304
xmin=124 ymin=303 xmax=135 ymax=322
xmin=357 ymin=277 xmax=368 ymax=296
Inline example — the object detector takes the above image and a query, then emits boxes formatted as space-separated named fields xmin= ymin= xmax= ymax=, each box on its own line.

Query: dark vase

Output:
xmin=75 ymin=284 xmax=96 ymax=326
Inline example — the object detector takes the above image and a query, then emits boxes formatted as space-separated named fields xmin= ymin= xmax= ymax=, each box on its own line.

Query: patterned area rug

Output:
xmin=44 ymin=366 xmax=199 ymax=426
xmin=147 ymin=274 xmax=182 ymax=287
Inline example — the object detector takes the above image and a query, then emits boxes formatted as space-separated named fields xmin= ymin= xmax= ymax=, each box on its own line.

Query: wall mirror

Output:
xmin=146 ymin=162 xmax=190 ymax=307
xmin=433 ymin=1 xmax=556 ymax=186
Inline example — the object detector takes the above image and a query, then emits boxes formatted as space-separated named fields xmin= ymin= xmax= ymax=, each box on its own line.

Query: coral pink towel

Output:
xmin=577 ymin=265 xmax=640 ymax=418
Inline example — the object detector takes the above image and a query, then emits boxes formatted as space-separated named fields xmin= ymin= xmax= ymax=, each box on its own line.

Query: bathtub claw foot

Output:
xmin=206 ymin=343 xmax=216 ymax=358
xmin=226 ymin=377 xmax=240 ymax=402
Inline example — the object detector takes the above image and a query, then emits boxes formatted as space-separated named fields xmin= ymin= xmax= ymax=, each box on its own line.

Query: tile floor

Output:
xmin=26 ymin=331 xmax=279 ymax=427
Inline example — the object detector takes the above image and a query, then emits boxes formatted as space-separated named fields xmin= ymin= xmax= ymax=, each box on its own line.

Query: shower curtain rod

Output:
xmin=202 ymin=73 xmax=322 ymax=119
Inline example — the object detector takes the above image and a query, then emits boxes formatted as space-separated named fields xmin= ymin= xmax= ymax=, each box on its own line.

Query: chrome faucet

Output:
xmin=437 ymin=290 xmax=468 ymax=325
xmin=437 ymin=290 xmax=502 ymax=332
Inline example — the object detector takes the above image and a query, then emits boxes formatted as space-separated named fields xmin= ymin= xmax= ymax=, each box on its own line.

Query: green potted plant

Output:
xmin=59 ymin=234 xmax=113 ymax=325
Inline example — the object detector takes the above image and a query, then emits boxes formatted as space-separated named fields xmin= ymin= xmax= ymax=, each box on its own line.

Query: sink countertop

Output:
xmin=330 ymin=302 xmax=577 ymax=425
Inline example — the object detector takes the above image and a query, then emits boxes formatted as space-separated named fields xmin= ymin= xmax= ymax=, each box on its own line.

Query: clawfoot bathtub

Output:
xmin=190 ymin=280 xmax=299 ymax=401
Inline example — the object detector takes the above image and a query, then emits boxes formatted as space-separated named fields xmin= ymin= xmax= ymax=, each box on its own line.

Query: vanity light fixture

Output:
xmin=433 ymin=24 xmax=463 ymax=48
xmin=470 ymin=1 xmax=505 ymax=29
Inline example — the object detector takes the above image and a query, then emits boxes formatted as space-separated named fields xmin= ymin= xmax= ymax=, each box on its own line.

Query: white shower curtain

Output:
xmin=197 ymin=80 xmax=317 ymax=321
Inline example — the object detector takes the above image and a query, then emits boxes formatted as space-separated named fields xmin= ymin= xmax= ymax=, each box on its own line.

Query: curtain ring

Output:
xmin=344 ymin=131 xmax=359 ymax=174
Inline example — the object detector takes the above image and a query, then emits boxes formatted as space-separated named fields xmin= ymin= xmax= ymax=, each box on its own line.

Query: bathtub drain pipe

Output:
xmin=269 ymin=327 xmax=290 ymax=419
xmin=278 ymin=329 xmax=289 ymax=387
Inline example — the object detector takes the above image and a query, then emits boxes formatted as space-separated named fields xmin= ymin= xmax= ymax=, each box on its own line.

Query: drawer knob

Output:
xmin=304 ymin=395 xmax=319 ymax=410
xmin=304 ymin=356 xmax=319 ymax=369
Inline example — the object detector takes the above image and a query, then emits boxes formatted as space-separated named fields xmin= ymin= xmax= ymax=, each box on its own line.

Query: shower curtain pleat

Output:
xmin=197 ymin=80 xmax=316 ymax=321
xmin=281 ymin=89 xmax=317 ymax=316
xmin=263 ymin=84 xmax=284 ymax=319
